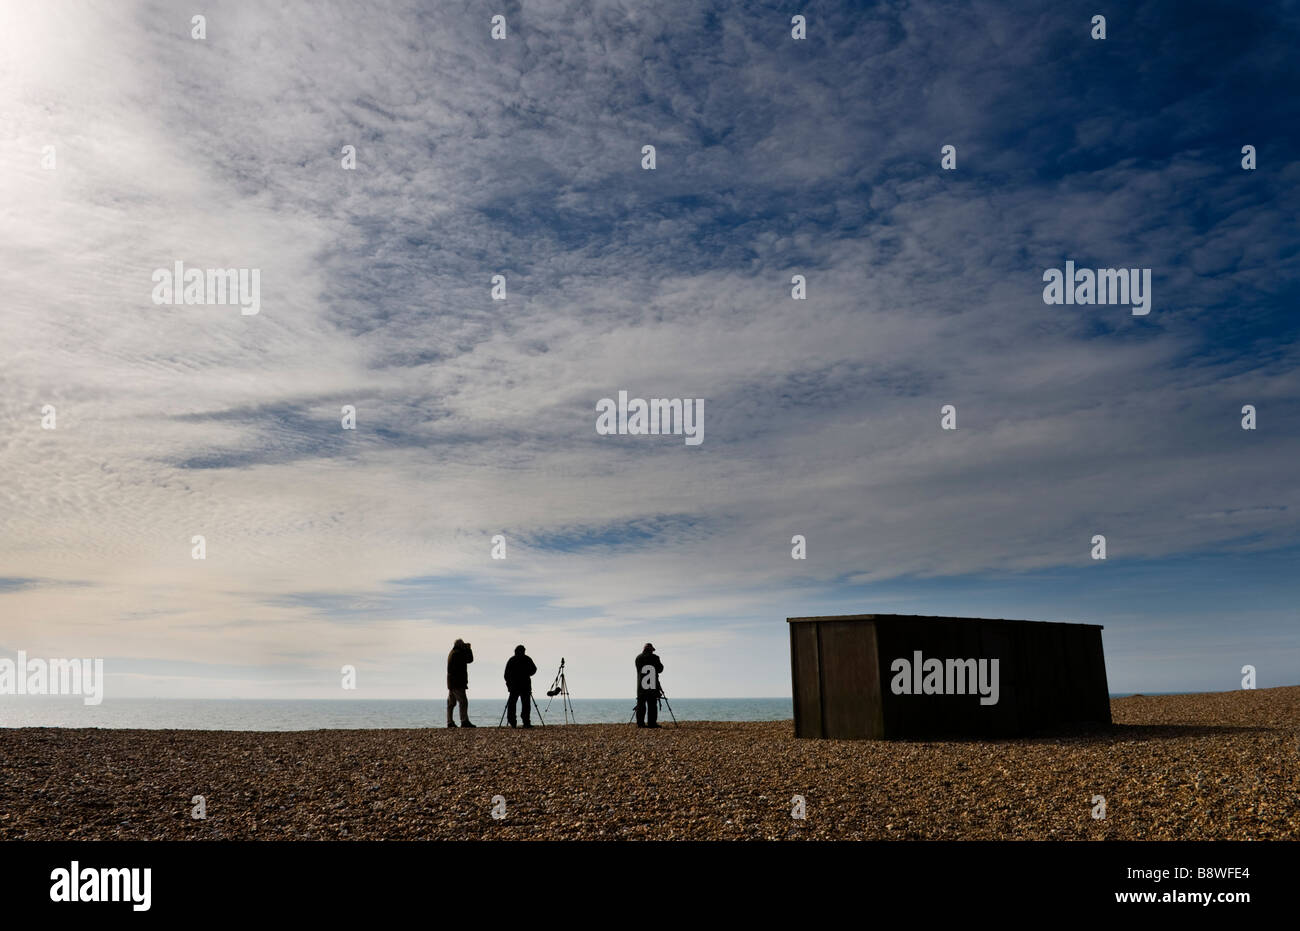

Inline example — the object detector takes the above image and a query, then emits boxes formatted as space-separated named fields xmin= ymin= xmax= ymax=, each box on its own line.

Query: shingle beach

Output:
xmin=2 ymin=687 xmax=1296 ymax=840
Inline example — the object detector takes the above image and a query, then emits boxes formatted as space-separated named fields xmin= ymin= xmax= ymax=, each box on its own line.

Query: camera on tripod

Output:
xmin=543 ymin=657 xmax=577 ymax=724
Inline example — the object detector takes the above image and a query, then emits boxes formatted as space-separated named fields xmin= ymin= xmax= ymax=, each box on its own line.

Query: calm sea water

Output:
xmin=0 ymin=693 xmax=1170 ymax=731
xmin=0 ymin=697 xmax=793 ymax=731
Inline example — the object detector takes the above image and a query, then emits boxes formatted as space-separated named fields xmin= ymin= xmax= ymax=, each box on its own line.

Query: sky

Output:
xmin=1 ymin=0 xmax=1297 ymax=703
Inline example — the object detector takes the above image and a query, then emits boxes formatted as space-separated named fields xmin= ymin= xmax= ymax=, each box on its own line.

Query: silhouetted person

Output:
xmin=446 ymin=638 xmax=475 ymax=727
xmin=635 ymin=642 xmax=664 ymax=728
xmin=503 ymin=645 xmax=537 ymax=728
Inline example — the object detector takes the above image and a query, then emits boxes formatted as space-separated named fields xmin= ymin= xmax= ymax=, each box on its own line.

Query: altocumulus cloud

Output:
xmin=0 ymin=0 xmax=1297 ymax=697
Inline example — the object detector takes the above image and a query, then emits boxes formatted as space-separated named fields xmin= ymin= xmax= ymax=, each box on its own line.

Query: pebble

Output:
xmin=0 ymin=686 xmax=1296 ymax=839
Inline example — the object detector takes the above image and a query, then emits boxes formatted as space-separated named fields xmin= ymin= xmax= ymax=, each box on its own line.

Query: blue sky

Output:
xmin=1 ymin=0 xmax=1297 ymax=701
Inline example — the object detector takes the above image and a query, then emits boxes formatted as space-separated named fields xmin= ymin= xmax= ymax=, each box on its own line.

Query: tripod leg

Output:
xmin=558 ymin=673 xmax=575 ymax=724
xmin=658 ymin=689 xmax=678 ymax=726
xmin=663 ymin=698 xmax=678 ymax=726
xmin=531 ymin=693 xmax=545 ymax=726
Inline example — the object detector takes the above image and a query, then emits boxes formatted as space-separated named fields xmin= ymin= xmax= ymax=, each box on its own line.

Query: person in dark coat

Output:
xmin=503 ymin=645 xmax=538 ymax=728
xmin=446 ymin=639 xmax=475 ymax=727
xmin=635 ymin=642 xmax=664 ymax=728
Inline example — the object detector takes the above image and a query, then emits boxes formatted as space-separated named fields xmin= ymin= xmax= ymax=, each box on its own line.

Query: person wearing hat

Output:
xmin=634 ymin=642 xmax=664 ymax=728
xmin=446 ymin=638 xmax=475 ymax=727
xmin=503 ymin=644 xmax=538 ymax=728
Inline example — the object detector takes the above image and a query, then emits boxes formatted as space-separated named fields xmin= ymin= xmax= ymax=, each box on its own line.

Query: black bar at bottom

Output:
xmin=2 ymin=840 xmax=1287 ymax=918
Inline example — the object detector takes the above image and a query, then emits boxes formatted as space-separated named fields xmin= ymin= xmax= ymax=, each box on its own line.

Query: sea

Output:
xmin=0 ymin=697 xmax=794 ymax=731
xmin=0 ymin=693 xmax=1167 ymax=730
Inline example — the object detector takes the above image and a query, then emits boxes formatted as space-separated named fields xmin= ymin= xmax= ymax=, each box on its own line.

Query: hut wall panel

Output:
xmin=1080 ymin=630 xmax=1112 ymax=723
xmin=818 ymin=620 xmax=880 ymax=739
xmin=1060 ymin=625 xmax=1095 ymax=721
xmin=978 ymin=622 xmax=1021 ymax=736
xmin=789 ymin=622 xmax=823 ymax=738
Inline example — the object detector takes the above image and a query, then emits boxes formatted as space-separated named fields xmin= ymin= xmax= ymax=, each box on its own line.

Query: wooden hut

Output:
xmin=788 ymin=614 xmax=1110 ymax=739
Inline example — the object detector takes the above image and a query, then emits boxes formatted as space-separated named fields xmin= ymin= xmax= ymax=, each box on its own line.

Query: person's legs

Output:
xmin=446 ymin=690 xmax=457 ymax=726
xmin=506 ymin=690 xmax=519 ymax=727
xmin=521 ymin=691 xmax=531 ymax=726
xmin=455 ymin=688 xmax=471 ymax=725
xmin=635 ymin=693 xmax=647 ymax=726
xmin=646 ymin=693 xmax=659 ymax=727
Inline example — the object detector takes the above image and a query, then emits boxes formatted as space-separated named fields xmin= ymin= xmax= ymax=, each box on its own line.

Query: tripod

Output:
xmin=498 ymin=690 xmax=545 ymax=728
xmin=629 ymin=683 xmax=678 ymax=727
xmin=543 ymin=657 xmax=577 ymax=724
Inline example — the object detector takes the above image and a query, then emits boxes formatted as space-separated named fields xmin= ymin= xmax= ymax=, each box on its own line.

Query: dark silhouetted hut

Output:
xmin=788 ymin=614 xmax=1110 ymax=739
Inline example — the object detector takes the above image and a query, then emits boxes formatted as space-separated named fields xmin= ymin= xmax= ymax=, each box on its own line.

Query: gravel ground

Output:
xmin=1 ymin=687 xmax=1296 ymax=840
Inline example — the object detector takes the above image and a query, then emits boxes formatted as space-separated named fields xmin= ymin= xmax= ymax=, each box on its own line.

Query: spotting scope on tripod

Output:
xmin=544 ymin=657 xmax=577 ymax=725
